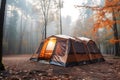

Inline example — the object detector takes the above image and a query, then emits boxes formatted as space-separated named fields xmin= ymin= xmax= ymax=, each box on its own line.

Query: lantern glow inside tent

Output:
xmin=30 ymin=35 xmax=105 ymax=67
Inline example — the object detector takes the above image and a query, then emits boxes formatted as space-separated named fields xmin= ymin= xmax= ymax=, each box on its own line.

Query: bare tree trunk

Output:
xmin=59 ymin=0 xmax=62 ymax=34
xmin=18 ymin=13 xmax=26 ymax=54
xmin=113 ymin=11 xmax=120 ymax=56
xmin=0 ymin=0 xmax=6 ymax=70
xmin=40 ymin=0 xmax=51 ymax=39
xmin=18 ymin=14 xmax=23 ymax=54
xmin=44 ymin=18 xmax=47 ymax=39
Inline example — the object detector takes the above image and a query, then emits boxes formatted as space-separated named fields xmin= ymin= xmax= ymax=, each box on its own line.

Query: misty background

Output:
xmin=2 ymin=0 xmax=120 ymax=55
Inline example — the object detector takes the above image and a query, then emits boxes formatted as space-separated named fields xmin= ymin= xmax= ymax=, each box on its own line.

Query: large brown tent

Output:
xmin=30 ymin=35 xmax=104 ymax=67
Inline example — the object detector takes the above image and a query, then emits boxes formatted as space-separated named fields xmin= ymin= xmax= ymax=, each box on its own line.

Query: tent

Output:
xmin=30 ymin=35 xmax=105 ymax=67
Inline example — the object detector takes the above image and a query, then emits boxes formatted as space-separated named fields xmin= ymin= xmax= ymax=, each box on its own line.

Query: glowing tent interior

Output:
xmin=30 ymin=35 xmax=105 ymax=67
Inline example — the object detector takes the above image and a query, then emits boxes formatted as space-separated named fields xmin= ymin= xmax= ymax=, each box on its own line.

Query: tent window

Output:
xmin=73 ymin=41 xmax=86 ymax=54
xmin=44 ymin=39 xmax=56 ymax=59
xmin=46 ymin=40 xmax=56 ymax=51
xmin=54 ymin=40 xmax=66 ymax=56
xmin=88 ymin=42 xmax=100 ymax=54
xmin=39 ymin=38 xmax=56 ymax=60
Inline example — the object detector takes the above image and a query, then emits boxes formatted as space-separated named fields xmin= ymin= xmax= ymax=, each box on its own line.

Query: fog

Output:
xmin=3 ymin=0 xmax=118 ymax=54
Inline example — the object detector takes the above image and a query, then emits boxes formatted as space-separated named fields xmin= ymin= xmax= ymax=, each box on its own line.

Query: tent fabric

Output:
xmin=30 ymin=35 xmax=105 ymax=67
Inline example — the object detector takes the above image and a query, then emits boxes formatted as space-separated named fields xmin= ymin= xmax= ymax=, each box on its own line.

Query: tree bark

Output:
xmin=0 ymin=0 xmax=6 ymax=70
xmin=59 ymin=0 xmax=62 ymax=34
xmin=40 ymin=0 xmax=51 ymax=39
xmin=113 ymin=11 xmax=120 ymax=56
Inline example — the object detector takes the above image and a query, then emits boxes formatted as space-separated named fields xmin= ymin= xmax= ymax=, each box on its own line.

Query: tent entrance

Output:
xmin=39 ymin=38 xmax=56 ymax=60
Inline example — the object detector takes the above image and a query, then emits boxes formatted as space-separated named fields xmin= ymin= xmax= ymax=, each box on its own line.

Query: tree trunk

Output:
xmin=113 ymin=11 xmax=120 ymax=56
xmin=44 ymin=18 xmax=47 ymax=39
xmin=0 ymin=0 xmax=6 ymax=70
xmin=18 ymin=14 xmax=23 ymax=54
xmin=59 ymin=0 xmax=62 ymax=34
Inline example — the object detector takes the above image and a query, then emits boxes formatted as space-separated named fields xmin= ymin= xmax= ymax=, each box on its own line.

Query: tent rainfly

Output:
xmin=30 ymin=35 xmax=105 ymax=67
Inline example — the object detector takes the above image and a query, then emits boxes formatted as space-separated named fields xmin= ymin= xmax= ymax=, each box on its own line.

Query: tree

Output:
xmin=5 ymin=0 xmax=34 ymax=54
xmin=0 ymin=0 xmax=6 ymax=70
xmin=76 ymin=0 xmax=120 ymax=56
xmin=93 ymin=0 xmax=120 ymax=56
xmin=31 ymin=0 xmax=61 ymax=40
xmin=18 ymin=13 xmax=26 ymax=54
xmin=59 ymin=0 xmax=63 ymax=34
xmin=7 ymin=10 xmax=18 ymax=53
xmin=40 ymin=0 xmax=51 ymax=39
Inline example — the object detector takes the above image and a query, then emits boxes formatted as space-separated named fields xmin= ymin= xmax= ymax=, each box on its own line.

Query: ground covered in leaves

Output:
xmin=1 ymin=54 xmax=120 ymax=80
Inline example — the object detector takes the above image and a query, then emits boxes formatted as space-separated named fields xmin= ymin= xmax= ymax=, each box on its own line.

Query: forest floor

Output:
xmin=1 ymin=54 xmax=120 ymax=80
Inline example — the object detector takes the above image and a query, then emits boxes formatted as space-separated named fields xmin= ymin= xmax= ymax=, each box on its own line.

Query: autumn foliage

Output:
xmin=92 ymin=0 xmax=120 ymax=44
xmin=109 ymin=37 xmax=120 ymax=44
xmin=75 ymin=0 xmax=120 ymax=44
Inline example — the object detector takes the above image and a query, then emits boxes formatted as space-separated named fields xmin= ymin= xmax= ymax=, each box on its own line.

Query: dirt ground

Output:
xmin=1 ymin=54 xmax=120 ymax=80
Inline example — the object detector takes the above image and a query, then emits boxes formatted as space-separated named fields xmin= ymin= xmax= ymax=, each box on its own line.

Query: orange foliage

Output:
xmin=105 ymin=0 xmax=120 ymax=7
xmin=104 ymin=19 xmax=115 ymax=30
xmin=92 ymin=19 xmax=114 ymax=33
xmin=109 ymin=37 xmax=120 ymax=44
xmin=75 ymin=0 xmax=120 ymax=42
xmin=92 ymin=0 xmax=120 ymax=33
